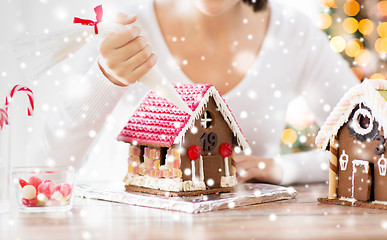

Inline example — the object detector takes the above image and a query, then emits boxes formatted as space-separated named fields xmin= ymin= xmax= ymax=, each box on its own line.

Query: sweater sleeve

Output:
xmin=275 ymin=150 xmax=329 ymax=185
xmin=276 ymin=15 xmax=359 ymax=185
xmin=27 ymin=60 xmax=127 ymax=168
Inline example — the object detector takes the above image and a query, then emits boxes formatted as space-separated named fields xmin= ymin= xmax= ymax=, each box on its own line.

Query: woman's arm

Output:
xmin=27 ymin=61 xmax=128 ymax=168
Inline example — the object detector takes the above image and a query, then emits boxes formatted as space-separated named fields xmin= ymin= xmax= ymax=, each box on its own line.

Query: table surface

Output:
xmin=1 ymin=183 xmax=387 ymax=240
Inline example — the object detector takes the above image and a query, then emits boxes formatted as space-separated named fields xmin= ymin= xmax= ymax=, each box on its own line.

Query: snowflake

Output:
xmin=239 ymin=111 xmax=248 ymax=119
xmin=258 ymin=162 xmax=266 ymax=170
xmin=269 ymin=214 xmax=277 ymax=221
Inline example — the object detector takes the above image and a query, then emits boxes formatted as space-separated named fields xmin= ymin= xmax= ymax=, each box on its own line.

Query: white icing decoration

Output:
xmin=352 ymin=159 xmax=370 ymax=174
xmin=351 ymin=107 xmax=374 ymax=135
xmin=199 ymin=155 xmax=204 ymax=181
xmin=378 ymin=154 xmax=387 ymax=176
xmin=224 ymin=157 xmax=230 ymax=177
xmin=351 ymin=159 xmax=370 ymax=199
xmin=339 ymin=150 xmax=349 ymax=171
xmin=200 ymin=111 xmax=212 ymax=128
xmin=191 ymin=160 xmax=196 ymax=182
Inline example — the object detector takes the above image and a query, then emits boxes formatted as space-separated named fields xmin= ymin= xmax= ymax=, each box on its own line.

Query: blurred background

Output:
xmin=0 ymin=0 xmax=384 ymax=181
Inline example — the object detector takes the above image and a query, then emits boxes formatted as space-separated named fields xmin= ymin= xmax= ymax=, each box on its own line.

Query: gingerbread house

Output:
xmin=316 ymin=79 xmax=387 ymax=209
xmin=117 ymin=84 xmax=250 ymax=196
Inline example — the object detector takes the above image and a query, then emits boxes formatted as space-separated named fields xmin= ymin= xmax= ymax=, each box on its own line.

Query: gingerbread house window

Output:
xmin=348 ymin=105 xmax=378 ymax=142
xmin=201 ymin=111 xmax=214 ymax=129
xmin=353 ymin=108 xmax=373 ymax=135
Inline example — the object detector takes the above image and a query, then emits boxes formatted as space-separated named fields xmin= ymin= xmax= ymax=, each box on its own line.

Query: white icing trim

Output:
xmin=339 ymin=197 xmax=357 ymax=203
xmin=173 ymin=86 xmax=250 ymax=151
xmin=372 ymin=200 xmax=387 ymax=205
xmin=316 ymin=79 xmax=387 ymax=150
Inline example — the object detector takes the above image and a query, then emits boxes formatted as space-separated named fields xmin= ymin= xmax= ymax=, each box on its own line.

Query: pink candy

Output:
xmin=18 ymin=177 xmax=72 ymax=207
xmin=28 ymin=176 xmax=42 ymax=189
xmin=60 ymin=183 xmax=72 ymax=197
xmin=38 ymin=181 xmax=55 ymax=198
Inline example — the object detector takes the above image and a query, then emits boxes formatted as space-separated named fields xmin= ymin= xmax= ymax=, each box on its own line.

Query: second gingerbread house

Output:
xmin=316 ymin=79 xmax=387 ymax=208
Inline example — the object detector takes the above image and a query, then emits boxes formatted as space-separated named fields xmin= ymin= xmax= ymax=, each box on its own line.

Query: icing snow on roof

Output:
xmin=315 ymin=79 xmax=387 ymax=150
xmin=117 ymin=84 xmax=249 ymax=150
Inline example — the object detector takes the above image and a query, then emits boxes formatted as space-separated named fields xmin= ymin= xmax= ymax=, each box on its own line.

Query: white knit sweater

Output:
xmin=28 ymin=0 xmax=359 ymax=185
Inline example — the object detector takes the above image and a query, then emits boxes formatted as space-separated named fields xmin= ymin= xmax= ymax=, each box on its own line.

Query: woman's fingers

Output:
xmin=131 ymin=54 xmax=158 ymax=81
xmin=120 ymin=36 xmax=148 ymax=61
xmin=125 ymin=44 xmax=153 ymax=71
xmin=100 ymin=25 xmax=141 ymax=50
xmin=115 ymin=12 xmax=137 ymax=25
xmin=98 ymin=12 xmax=157 ymax=86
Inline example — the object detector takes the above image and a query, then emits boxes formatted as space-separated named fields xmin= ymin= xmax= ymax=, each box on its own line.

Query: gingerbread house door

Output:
xmin=351 ymin=160 xmax=372 ymax=201
xmin=202 ymin=155 xmax=224 ymax=189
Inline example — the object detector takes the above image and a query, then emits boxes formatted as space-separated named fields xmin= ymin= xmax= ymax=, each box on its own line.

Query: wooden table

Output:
xmin=1 ymin=183 xmax=387 ymax=239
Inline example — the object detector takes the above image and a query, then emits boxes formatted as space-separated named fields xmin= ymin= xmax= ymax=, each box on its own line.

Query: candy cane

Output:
xmin=5 ymin=85 xmax=34 ymax=118
xmin=0 ymin=108 xmax=8 ymax=131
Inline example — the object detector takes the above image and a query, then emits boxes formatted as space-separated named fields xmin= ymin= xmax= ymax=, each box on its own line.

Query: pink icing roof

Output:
xmin=117 ymin=84 xmax=213 ymax=146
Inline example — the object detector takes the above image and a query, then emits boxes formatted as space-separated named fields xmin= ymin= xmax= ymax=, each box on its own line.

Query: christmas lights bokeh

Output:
xmin=281 ymin=0 xmax=387 ymax=153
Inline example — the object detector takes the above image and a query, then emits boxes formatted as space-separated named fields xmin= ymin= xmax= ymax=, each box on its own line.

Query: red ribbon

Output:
xmin=73 ymin=5 xmax=103 ymax=34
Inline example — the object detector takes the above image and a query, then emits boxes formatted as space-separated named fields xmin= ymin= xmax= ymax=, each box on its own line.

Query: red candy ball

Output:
xmin=220 ymin=143 xmax=233 ymax=158
xmin=188 ymin=145 xmax=201 ymax=161
xmin=22 ymin=198 xmax=29 ymax=206
xmin=22 ymin=197 xmax=38 ymax=207
xmin=28 ymin=198 xmax=38 ymax=207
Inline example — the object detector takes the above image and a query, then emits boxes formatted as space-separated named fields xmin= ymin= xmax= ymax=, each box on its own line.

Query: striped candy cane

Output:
xmin=0 ymin=108 xmax=8 ymax=131
xmin=5 ymin=85 xmax=34 ymax=119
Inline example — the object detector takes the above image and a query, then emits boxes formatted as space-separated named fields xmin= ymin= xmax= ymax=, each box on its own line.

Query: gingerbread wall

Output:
xmin=180 ymin=97 xmax=234 ymax=188
xmin=337 ymin=120 xmax=387 ymax=201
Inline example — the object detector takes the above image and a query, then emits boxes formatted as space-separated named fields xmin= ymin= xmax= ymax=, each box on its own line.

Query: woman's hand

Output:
xmin=98 ymin=13 xmax=158 ymax=86
xmin=234 ymin=155 xmax=283 ymax=185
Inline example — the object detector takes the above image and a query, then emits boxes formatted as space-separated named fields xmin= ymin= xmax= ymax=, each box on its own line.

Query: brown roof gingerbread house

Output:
xmin=117 ymin=84 xmax=250 ymax=196
xmin=316 ymin=79 xmax=387 ymax=209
